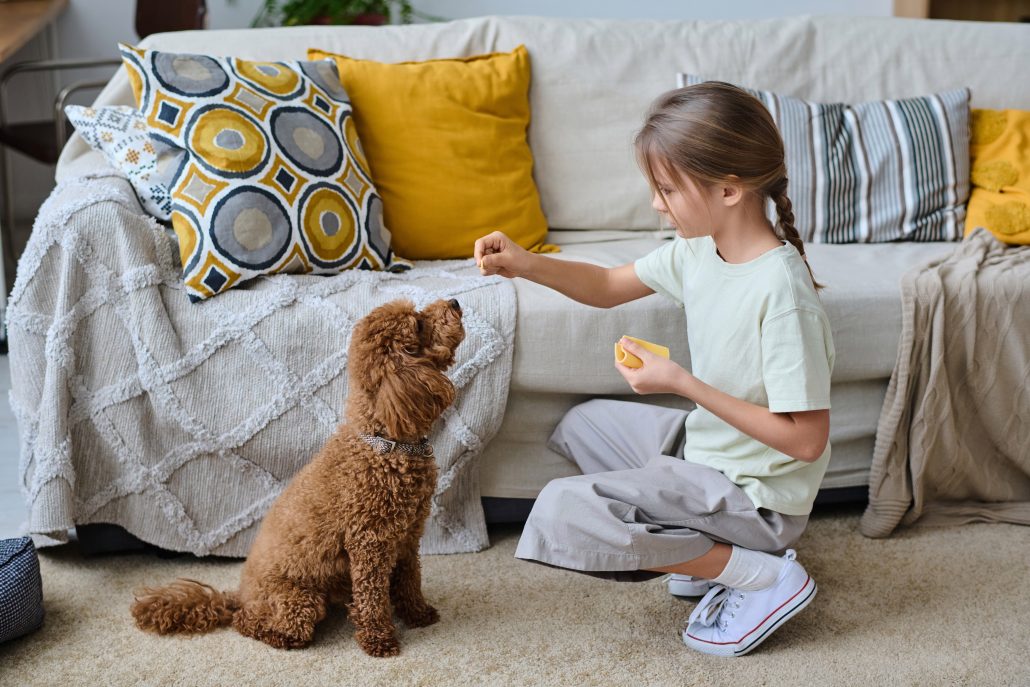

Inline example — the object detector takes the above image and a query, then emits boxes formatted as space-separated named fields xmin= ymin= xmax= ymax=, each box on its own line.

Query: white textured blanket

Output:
xmin=861 ymin=228 xmax=1030 ymax=537
xmin=7 ymin=170 xmax=516 ymax=556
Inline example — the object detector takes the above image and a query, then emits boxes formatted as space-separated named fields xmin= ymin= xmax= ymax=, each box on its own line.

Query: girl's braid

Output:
xmin=771 ymin=177 xmax=823 ymax=290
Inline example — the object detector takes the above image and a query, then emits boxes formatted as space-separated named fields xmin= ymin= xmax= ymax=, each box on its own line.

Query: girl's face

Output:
xmin=650 ymin=165 xmax=719 ymax=239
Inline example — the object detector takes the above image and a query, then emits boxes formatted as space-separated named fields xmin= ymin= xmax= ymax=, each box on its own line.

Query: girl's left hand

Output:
xmin=615 ymin=337 xmax=692 ymax=396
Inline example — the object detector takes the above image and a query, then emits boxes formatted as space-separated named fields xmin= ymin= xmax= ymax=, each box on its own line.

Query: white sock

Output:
xmin=710 ymin=546 xmax=786 ymax=591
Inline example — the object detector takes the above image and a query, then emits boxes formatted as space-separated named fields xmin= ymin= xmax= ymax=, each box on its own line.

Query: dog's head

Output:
xmin=347 ymin=299 xmax=465 ymax=439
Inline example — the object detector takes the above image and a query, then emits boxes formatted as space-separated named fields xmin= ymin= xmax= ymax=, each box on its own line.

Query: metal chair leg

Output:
xmin=0 ymin=140 xmax=14 ymax=296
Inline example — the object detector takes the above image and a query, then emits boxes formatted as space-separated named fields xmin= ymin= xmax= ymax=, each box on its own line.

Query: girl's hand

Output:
xmin=474 ymin=231 xmax=531 ymax=279
xmin=615 ymin=337 xmax=693 ymax=396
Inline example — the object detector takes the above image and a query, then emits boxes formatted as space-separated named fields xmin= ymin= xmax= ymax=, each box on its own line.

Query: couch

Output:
xmin=27 ymin=14 xmax=1030 ymax=549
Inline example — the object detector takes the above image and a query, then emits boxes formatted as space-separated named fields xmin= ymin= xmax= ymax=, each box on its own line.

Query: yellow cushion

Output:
xmin=965 ymin=109 xmax=1030 ymax=245
xmin=308 ymin=46 xmax=556 ymax=260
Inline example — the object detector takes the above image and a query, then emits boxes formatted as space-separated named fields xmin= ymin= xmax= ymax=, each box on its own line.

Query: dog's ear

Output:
xmin=374 ymin=362 xmax=455 ymax=439
xmin=348 ymin=300 xmax=416 ymax=393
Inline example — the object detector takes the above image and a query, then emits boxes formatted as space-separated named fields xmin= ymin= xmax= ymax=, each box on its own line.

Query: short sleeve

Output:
xmin=634 ymin=239 xmax=686 ymax=304
xmin=761 ymin=308 xmax=834 ymax=413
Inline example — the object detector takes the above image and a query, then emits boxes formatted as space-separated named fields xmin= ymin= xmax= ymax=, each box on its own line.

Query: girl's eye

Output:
xmin=660 ymin=187 xmax=674 ymax=195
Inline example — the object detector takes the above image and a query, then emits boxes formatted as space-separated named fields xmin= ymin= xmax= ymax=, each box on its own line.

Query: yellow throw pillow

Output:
xmin=965 ymin=109 xmax=1030 ymax=245
xmin=308 ymin=46 xmax=556 ymax=260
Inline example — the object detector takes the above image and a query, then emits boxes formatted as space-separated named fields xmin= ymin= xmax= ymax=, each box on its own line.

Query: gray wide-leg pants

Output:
xmin=514 ymin=400 xmax=808 ymax=580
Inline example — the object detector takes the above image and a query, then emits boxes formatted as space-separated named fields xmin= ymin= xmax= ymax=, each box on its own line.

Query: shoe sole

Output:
xmin=683 ymin=575 xmax=817 ymax=657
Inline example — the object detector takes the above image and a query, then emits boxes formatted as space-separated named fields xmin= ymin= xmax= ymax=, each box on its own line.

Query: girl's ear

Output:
xmin=721 ymin=176 xmax=745 ymax=207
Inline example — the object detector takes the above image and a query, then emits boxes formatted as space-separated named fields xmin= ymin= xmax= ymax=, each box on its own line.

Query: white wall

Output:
xmin=3 ymin=0 xmax=895 ymax=226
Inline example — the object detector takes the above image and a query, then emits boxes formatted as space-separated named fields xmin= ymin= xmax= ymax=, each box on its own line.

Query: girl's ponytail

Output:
xmin=770 ymin=176 xmax=823 ymax=290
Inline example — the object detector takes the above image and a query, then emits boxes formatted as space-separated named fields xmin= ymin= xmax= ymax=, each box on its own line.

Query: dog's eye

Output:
xmin=404 ymin=344 xmax=420 ymax=356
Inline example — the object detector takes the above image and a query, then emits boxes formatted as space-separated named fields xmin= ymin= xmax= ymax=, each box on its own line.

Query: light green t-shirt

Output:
xmin=634 ymin=235 xmax=835 ymax=516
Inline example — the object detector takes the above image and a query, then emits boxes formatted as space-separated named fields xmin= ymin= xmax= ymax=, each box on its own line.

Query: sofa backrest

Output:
xmin=61 ymin=15 xmax=1030 ymax=231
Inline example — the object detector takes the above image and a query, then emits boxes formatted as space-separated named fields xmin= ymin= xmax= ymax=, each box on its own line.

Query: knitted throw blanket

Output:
xmin=861 ymin=228 xmax=1030 ymax=537
xmin=7 ymin=172 xmax=516 ymax=556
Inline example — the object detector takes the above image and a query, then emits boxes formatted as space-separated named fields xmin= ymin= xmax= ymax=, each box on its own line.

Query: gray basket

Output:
xmin=0 ymin=537 xmax=44 ymax=643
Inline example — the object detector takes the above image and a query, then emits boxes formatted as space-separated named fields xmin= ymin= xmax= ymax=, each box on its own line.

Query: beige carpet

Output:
xmin=2 ymin=504 xmax=1028 ymax=687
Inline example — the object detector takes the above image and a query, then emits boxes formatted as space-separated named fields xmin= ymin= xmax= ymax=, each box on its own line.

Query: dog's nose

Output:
xmin=448 ymin=299 xmax=461 ymax=313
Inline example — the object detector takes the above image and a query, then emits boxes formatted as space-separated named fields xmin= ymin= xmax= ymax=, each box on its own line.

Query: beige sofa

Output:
xmin=54 ymin=15 xmax=1029 ymax=520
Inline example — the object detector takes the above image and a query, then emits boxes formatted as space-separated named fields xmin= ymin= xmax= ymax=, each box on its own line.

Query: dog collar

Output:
xmin=359 ymin=433 xmax=434 ymax=457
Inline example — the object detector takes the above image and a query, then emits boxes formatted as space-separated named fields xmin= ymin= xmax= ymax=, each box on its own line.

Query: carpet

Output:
xmin=1 ymin=505 xmax=1028 ymax=687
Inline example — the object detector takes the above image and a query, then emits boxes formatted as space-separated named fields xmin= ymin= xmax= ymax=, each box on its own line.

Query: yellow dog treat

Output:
xmin=614 ymin=336 xmax=670 ymax=368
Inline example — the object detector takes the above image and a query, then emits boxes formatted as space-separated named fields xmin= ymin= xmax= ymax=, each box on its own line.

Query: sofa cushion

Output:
xmin=478 ymin=381 xmax=891 ymax=499
xmin=119 ymin=44 xmax=409 ymax=301
xmin=308 ymin=46 xmax=555 ymax=260
xmin=511 ymin=232 xmax=957 ymax=393
xmin=680 ymin=75 xmax=971 ymax=244
xmin=64 ymin=105 xmax=183 ymax=221
xmin=966 ymin=108 xmax=1030 ymax=244
xmin=62 ymin=18 xmax=1030 ymax=233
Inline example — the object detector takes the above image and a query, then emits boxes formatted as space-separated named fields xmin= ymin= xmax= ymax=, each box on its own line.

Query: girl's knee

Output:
xmin=532 ymin=477 xmax=587 ymax=518
xmin=550 ymin=399 xmax=619 ymax=452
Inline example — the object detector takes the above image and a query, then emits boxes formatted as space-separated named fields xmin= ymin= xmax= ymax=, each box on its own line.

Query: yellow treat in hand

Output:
xmin=614 ymin=336 xmax=670 ymax=368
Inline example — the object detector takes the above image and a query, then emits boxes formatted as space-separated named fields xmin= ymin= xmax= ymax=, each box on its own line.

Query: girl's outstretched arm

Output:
xmin=474 ymin=231 xmax=654 ymax=308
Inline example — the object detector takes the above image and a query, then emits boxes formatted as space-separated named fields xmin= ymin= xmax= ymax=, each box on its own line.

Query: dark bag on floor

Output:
xmin=0 ymin=537 xmax=44 ymax=643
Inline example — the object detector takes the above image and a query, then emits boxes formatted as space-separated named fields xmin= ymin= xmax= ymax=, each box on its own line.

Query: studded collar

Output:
xmin=358 ymin=433 xmax=434 ymax=457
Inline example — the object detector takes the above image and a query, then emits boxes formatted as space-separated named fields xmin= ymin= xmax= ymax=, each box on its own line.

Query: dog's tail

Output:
xmin=131 ymin=579 xmax=240 ymax=635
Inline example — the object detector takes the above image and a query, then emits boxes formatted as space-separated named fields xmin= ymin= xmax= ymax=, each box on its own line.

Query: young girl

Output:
xmin=473 ymin=82 xmax=835 ymax=657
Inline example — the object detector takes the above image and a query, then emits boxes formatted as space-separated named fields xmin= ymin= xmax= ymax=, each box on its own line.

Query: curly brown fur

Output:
xmin=130 ymin=299 xmax=465 ymax=656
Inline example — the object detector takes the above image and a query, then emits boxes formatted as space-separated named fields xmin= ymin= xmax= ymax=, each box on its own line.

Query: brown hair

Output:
xmin=634 ymin=81 xmax=823 ymax=290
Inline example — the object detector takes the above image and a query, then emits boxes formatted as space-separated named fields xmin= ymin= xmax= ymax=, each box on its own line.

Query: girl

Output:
xmin=473 ymin=82 xmax=834 ymax=657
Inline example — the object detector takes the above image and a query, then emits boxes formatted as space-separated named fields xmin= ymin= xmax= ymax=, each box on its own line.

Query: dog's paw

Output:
xmin=356 ymin=630 xmax=400 ymax=657
xmin=400 ymin=604 xmax=439 ymax=629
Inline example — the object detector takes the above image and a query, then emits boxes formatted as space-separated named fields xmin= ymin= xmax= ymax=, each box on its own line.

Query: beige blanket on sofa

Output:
xmin=861 ymin=228 xmax=1030 ymax=537
xmin=7 ymin=170 xmax=515 ymax=556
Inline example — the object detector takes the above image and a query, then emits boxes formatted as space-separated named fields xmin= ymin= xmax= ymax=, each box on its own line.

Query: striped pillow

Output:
xmin=678 ymin=75 xmax=970 ymax=243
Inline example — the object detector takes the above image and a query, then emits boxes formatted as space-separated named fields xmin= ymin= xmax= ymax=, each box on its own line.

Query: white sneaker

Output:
xmin=681 ymin=549 xmax=816 ymax=657
xmin=667 ymin=574 xmax=714 ymax=597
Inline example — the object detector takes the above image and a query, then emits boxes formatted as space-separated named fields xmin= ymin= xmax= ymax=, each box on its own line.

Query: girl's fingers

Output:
xmin=619 ymin=338 xmax=648 ymax=357
xmin=474 ymin=232 xmax=503 ymax=264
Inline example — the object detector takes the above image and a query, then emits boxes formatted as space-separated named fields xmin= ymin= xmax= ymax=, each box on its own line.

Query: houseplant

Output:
xmin=253 ymin=0 xmax=419 ymax=26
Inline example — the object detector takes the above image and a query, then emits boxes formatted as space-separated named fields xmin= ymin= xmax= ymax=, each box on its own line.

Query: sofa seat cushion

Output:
xmin=511 ymin=232 xmax=957 ymax=393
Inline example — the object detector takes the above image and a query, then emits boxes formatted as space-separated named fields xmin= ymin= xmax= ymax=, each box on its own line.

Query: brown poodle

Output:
xmin=130 ymin=298 xmax=465 ymax=656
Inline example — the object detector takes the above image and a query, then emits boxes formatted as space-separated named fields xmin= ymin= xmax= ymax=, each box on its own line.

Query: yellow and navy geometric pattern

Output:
xmin=119 ymin=44 xmax=410 ymax=302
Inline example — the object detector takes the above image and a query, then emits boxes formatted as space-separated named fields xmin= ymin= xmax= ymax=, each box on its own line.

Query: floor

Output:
xmin=0 ymin=353 xmax=28 ymax=538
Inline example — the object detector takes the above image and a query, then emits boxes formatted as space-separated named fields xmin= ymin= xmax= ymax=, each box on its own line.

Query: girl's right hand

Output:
xmin=474 ymin=231 xmax=530 ymax=279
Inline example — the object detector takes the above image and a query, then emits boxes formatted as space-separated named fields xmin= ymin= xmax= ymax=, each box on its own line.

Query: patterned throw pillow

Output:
xmin=119 ymin=45 xmax=409 ymax=302
xmin=965 ymin=109 xmax=1030 ymax=244
xmin=679 ymin=75 xmax=970 ymax=243
xmin=65 ymin=104 xmax=183 ymax=220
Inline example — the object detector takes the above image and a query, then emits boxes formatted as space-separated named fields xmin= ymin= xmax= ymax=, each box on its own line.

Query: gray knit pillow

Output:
xmin=0 ymin=537 xmax=44 ymax=643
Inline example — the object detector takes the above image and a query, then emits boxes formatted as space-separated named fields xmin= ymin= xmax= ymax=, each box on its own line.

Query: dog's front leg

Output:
xmin=390 ymin=535 xmax=439 ymax=628
xmin=347 ymin=538 xmax=400 ymax=657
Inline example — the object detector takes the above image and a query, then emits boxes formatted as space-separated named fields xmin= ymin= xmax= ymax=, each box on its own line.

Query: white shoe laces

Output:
xmin=687 ymin=585 xmax=747 ymax=632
